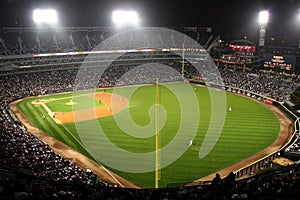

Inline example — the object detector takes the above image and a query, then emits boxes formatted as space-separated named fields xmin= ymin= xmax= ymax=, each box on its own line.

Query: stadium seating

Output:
xmin=1 ymin=27 xmax=300 ymax=199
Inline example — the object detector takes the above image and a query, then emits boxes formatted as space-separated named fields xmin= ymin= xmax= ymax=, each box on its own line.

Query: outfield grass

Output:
xmin=16 ymin=83 xmax=280 ymax=188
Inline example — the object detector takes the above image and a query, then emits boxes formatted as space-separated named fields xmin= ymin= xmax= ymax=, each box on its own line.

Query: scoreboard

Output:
xmin=263 ymin=54 xmax=295 ymax=73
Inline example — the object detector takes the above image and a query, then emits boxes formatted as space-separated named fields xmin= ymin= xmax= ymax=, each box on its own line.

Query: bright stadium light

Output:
xmin=258 ymin=10 xmax=269 ymax=48
xmin=258 ymin=10 xmax=269 ymax=25
xmin=298 ymin=8 xmax=300 ymax=24
xmin=112 ymin=10 xmax=139 ymax=26
xmin=32 ymin=9 xmax=58 ymax=24
xmin=298 ymin=9 xmax=300 ymax=48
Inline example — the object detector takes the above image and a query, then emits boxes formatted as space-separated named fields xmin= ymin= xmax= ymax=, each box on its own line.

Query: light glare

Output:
xmin=299 ymin=9 xmax=300 ymax=24
xmin=259 ymin=10 xmax=269 ymax=25
xmin=112 ymin=10 xmax=139 ymax=26
xmin=33 ymin=9 xmax=58 ymax=24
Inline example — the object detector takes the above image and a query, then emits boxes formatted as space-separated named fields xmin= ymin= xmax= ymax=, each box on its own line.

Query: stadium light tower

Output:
xmin=298 ymin=8 xmax=300 ymax=48
xmin=258 ymin=10 xmax=269 ymax=47
xmin=32 ymin=9 xmax=58 ymax=24
xmin=112 ymin=10 xmax=139 ymax=27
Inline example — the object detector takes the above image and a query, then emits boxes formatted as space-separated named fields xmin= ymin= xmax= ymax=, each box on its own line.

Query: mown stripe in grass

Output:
xmin=16 ymin=84 xmax=281 ymax=188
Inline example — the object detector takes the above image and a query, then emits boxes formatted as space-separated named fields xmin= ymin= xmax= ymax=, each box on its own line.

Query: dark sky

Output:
xmin=1 ymin=0 xmax=300 ymax=44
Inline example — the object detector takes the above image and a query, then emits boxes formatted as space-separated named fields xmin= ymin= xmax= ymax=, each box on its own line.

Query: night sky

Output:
xmin=1 ymin=0 xmax=300 ymax=44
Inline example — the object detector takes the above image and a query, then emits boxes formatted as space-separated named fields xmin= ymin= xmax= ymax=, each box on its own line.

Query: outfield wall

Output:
xmin=189 ymin=79 xmax=299 ymax=181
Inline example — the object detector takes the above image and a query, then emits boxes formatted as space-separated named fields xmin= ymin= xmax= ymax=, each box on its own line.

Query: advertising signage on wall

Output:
xmin=228 ymin=44 xmax=256 ymax=53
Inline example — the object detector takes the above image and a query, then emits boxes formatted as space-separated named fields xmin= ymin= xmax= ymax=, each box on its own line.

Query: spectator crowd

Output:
xmin=0 ymin=56 xmax=300 ymax=199
xmin=219 ymin=68 xmax=299 ymax=102
xmin=0 ymin=28 xmax=300 ymax=199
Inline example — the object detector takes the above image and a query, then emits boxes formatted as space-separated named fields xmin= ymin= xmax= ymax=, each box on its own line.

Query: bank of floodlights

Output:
xmin=258 ymin=10 xmax=269 ymax=25
xmin=32 ymin=9 xmax=58 ymax=24
xmin=112 ymin=10 xmax=139 ymax=26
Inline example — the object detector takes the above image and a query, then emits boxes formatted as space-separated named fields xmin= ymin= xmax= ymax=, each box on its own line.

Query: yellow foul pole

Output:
xmin=155 ymin=78 xmax=160 ymax=188
xmin=181 ymin=43 xmax=185 ymax=79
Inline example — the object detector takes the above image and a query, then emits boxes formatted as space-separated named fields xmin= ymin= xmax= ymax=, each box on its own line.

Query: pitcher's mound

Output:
xmin=66 ymin=101 xmax=77 ymax=105
xmin=56 ymin=92 xmax=128 ymax=124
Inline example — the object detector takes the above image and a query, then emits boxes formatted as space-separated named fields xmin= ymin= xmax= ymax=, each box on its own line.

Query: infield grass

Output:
xmin=16 ymin=83 xmax=280 ymax=188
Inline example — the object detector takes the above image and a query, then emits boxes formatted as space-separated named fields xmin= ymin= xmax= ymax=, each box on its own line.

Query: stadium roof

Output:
xmin=0 ymin=0 xmax=299 ymax=44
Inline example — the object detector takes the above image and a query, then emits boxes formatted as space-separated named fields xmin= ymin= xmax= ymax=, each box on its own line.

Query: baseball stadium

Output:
xmin=1 ymin=3 xmax=300 ymax=200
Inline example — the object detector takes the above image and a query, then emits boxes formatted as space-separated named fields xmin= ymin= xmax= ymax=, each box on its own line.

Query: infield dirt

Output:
xmin=55 ymin=92 xmax=128 ymax=123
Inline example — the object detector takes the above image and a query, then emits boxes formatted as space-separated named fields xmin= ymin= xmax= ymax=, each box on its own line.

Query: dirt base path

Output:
xmin=9 ymin=96 xmax=139 ymax=189
xmin=188 ymin=95 xmax=294 ymax=186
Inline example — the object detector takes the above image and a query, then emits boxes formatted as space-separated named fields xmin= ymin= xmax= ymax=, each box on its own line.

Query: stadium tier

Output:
xmin=0 ymin=27 xmax=214 ymax=55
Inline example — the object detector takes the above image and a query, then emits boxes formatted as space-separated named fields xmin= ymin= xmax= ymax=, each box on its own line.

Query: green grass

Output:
xmin=46 ymin=95 xmax=104 ymax=112
xmin=16 ymin=83 xmax=280 ymax=188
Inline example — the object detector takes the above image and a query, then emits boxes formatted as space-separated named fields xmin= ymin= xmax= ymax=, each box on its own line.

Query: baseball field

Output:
xmin=15 ymin=83 xmax=280 ymax=188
